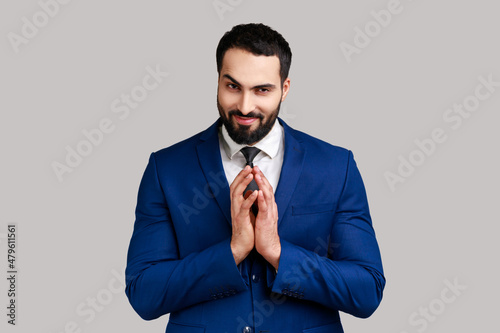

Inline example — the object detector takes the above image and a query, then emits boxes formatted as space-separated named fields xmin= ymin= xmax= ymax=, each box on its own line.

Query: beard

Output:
xmin=217 ymin=98 xmax=280 ymax=145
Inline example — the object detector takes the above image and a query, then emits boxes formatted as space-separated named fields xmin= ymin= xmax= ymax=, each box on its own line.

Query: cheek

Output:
xmin=258 ymin=98 xmax=280 ymax=116
xmin=218 ymin=90 xmax=237 ymax=109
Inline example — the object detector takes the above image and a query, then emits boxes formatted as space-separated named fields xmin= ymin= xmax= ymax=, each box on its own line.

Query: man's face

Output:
xmin=217 ymin=48 xmax=290 ymax=145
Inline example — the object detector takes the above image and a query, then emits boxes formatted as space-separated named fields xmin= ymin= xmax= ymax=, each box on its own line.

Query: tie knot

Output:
xmin=240 ymin=147 xmax=261 ymax=168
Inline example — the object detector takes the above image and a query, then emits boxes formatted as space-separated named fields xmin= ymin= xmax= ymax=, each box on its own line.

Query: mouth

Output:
xmin=234 ymin=115 xmax=259 ymax=126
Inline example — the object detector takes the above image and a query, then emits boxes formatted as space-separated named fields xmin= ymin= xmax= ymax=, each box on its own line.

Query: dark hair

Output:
xmin=216 ymin=23 xmax=292 ymax=85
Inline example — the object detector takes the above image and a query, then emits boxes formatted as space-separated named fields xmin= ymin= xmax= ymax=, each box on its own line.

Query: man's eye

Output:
xmin=228 ymin=84 xmax=239 ymax=90
xmin=258 ymin=88 xmax=270 ymax=93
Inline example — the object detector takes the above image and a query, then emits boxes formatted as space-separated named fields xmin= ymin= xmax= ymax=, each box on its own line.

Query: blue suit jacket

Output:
xmin=126 ymin=118 xmax=385 ymax=333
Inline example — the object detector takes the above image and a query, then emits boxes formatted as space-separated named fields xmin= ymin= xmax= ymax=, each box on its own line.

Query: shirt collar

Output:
xmin=220 ymin=119 xmax=283 ymax=160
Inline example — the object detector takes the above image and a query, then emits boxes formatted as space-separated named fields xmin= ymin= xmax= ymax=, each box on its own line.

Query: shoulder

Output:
xmin=154 ymin=131 xmax=202 ymax=157
xmin=282 ymin=121 xmax=364 ymax=188
xmin=282 ymin=120 xmax=352 ymax=162
xmin=151 ymin=120 xmax=219 ymax=164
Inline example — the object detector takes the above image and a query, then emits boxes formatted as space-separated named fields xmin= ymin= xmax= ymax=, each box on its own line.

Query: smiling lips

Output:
xmin=234 ymin=115 xmax=258 ymax=125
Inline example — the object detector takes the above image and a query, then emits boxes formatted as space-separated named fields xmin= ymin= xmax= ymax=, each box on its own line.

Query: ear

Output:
xmin=281 ymin=77 xmax=291 ymax=102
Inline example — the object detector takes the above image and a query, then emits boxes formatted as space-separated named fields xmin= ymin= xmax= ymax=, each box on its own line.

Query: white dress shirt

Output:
xmin=218 ymin=120 xmax=285 ymax=193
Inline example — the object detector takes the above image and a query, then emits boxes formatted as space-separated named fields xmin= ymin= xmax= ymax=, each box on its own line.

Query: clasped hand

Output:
xmin=229 ymin=165 xmax=280 ymax=270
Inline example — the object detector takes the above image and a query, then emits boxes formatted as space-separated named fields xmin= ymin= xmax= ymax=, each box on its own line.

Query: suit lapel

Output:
xmin=196 ymin=119 xmax=232 ymax=225
xmin=275 ymin=119 xmax=306 ymax=225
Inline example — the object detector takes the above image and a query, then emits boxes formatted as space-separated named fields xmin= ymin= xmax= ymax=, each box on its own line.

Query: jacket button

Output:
xmin=252 ymin=274 xmax=260 ymax=282
xmin=242 ymin=326 xmax=252 ymax=333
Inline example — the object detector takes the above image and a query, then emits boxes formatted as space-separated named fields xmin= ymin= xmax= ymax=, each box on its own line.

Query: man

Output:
xmin=126 ymin=23 xmax=385 ymax=333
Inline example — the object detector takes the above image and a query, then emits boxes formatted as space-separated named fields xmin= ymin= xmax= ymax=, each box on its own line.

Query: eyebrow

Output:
xmin=223 ymin=74 xmax=277 ymax=90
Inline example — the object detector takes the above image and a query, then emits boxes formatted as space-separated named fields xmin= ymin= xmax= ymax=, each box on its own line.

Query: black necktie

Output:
xmin=240 ymin=147 xmax=260 ymax=215
xmin=240 ymin=146 xmax=260 ymax=168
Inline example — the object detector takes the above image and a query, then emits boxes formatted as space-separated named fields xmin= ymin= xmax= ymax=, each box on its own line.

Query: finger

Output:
xmin=253 ymin=166 xmax=273 ymax=191
xmin=230 ymin=165 xmax=252 ymax=191
xmin=257 ymin=189 xmax=268 ymax=213
xmin=234 ymin=173 xmax=254 ymax=199
xmin=230 ymin=167 xmax=254 ymax=197
xmin=273 ymin=201 xmax=278 ymax=218
xmin=240 ymin=190 xmax=258 ymax=213
xmin=253 ymin=169 xmax=274 ymax=205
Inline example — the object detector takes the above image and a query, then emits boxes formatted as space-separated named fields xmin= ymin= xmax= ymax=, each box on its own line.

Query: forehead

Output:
xmin=220 ymin=48 xmax=281 ymax=85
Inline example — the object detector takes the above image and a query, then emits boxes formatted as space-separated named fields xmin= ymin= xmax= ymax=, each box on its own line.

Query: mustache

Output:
xmin=228 ymin=110 xmax=264 ymax=120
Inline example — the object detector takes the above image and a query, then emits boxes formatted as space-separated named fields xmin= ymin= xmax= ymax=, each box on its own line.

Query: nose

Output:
xmin=237 ymin=91 xmax=255 ymax=115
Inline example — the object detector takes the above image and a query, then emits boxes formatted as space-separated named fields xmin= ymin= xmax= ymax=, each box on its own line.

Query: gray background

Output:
xmin=1 ymin=0 xmax=499 ymax=332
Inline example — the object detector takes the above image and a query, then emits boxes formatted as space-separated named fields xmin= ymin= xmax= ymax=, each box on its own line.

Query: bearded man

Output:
xmin=125 ymin=23 xmax=385 ymax=333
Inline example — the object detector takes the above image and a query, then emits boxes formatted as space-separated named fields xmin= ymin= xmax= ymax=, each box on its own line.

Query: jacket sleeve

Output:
xmin=269 ymin=151 xmax=385 ymax=318
xmin=125 ymin=153 xmax=248 ymax=320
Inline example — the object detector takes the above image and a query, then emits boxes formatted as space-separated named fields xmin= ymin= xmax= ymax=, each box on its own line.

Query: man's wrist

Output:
xmin=262 ymin=239 xmax=281 ymax=270
xmin=230 ymin=241 xmax=250 ymax=265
